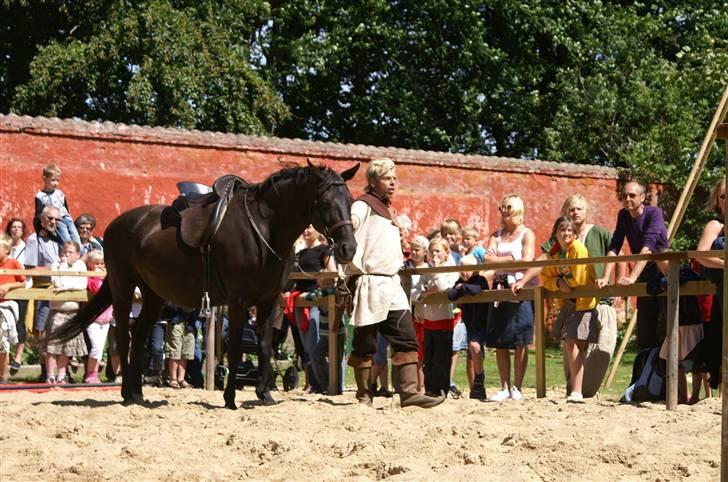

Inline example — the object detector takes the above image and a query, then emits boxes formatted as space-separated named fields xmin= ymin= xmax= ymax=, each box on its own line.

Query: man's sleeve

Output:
xmin=607 ymin=211 xmax=625 ymax=254
xmin=642 ymin=208 xmax=667 ymax=253
xmin=24 ymin=236 xmax=38 ymax=267
xmin=350 ymin=200 xmax=369 ymax=233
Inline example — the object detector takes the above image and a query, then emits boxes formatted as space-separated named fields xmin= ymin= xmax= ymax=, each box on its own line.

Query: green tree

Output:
xmin=4 ymin=0 xmax=288 ymax=133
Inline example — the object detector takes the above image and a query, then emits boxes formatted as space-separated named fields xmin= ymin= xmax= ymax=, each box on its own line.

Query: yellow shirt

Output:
xmin=541 ymin=239 xmax=597 ymax=311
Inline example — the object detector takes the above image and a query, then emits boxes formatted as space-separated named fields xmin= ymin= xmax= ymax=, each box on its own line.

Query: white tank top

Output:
xmin=496 ymin=228 xmax=527 ymax=285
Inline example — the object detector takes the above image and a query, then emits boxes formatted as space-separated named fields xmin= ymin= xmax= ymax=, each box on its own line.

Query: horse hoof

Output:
xmin=122 ymin=394 xmax=144 ymax=406
xmin=224 ymin=400 xmax=238 ymax=410
xmin=257 ymin=390 xmax=277 ymax=406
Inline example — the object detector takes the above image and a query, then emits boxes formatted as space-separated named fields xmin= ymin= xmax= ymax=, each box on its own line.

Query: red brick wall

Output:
xmin=0 ymin=114 xmax=620 ymax=246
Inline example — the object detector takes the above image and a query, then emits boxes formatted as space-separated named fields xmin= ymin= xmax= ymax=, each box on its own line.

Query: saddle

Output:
xmin=173 ymin=174 xmax=248 ymax=248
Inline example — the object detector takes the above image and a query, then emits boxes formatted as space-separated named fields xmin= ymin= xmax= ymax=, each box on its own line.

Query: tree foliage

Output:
xmin=2 ymin=1 xmax=727 ymax=245
xmin=2 ymin=0 xmax=288 ymax=133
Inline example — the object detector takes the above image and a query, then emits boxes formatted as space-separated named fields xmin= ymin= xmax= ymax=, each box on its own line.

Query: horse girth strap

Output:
xmin=199 ymin=179 xmax=236 ymax=317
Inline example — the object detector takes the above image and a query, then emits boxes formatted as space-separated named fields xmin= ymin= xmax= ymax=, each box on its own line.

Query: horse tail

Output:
xmin=49 ymin=281 xmax=113 ymax=343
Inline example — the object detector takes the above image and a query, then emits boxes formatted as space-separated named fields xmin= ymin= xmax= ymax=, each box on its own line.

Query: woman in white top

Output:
xmin=484 ymin=194 xmax=536 ymax=402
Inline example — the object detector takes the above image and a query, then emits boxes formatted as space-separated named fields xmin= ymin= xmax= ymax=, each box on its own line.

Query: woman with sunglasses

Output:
xmin=4 ymin=218 xmax=30 ymax=375
xmin=484 ymin=194 xmax=536 ymax=402
xmin=74 ymin=213 xmax=103 ymax=260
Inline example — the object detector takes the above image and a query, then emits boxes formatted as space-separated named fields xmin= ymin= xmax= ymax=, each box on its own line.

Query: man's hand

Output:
xmin=510 ymin=280 xmax=523 ymax=294
xmin=617 ymin=276 xmax=636 ymax=286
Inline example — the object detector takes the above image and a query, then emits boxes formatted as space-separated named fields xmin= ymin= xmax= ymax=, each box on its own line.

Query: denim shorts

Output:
xmin=452 ymin=318 xmax=468 ymax=352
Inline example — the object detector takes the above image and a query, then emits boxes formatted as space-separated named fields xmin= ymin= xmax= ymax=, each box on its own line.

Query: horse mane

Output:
xmin=252 ymin=164 xmax=338 ymax=200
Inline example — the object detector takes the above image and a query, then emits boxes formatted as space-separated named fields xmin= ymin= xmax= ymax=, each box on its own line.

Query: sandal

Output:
xmin=178 ymin=380 xmax=190 ymax=389
xmin=9 ymin=361 xmax=21 ymax=376
xmin=169 ymin=380 xmax=181 ymax=389
xmin=45 ymin=376 xmax=56 ymax=384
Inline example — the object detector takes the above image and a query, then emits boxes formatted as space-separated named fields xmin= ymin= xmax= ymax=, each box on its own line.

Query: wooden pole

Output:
xmin=605 ymin=308 xmax=639 ymax=388
xmin=327 ymin=294 xmax=341 ymax=395
xmin=215 ymin=307 xmax=224 ymax=366
xmin=534 ymin=287 xmax=546 ymax=398
xmin=665 ymin=259 xmax=681 ymax=411
xmin=205 ymin=308 xmax=216 ymax=391
xmin=720 ymin=136 xmax=727 ymax=482
xmin=668 ymin=85 xmax=728 ymax=242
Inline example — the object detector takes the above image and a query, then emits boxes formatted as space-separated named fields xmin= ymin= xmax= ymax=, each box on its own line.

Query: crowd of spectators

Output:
xmin=0 ymin=162 xmax=724 ymax=406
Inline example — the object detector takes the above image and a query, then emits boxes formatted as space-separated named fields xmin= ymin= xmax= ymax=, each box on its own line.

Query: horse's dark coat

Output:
xmin=51 ymin=162 xmax=359 ymax=408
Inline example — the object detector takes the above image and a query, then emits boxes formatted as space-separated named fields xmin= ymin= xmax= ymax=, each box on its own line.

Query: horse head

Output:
xmin=307 ymin=160 xmax=359 ymax=264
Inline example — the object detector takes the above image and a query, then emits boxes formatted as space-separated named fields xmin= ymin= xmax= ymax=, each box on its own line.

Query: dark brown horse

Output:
xmin=51 ymin=162 xmax=359 ymax=408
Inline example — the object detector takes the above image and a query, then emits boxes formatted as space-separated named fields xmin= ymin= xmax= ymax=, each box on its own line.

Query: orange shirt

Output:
xmin=0 ymin=257 xmax=25 ymax=302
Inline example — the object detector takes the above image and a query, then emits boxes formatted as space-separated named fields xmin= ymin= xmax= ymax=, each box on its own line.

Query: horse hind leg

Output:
xmin=127 ymin=287 xmax=165 ymax=404
xmin=110 ymin=283 xmax=135 ymax=403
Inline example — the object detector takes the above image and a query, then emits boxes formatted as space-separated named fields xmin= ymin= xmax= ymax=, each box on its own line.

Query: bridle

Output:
xmin=243 ymin=178 xmax=353 ymax=263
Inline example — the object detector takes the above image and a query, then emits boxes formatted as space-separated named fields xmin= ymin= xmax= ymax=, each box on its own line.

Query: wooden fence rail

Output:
xmin=1 ymin=249 xmax=723 ymax=411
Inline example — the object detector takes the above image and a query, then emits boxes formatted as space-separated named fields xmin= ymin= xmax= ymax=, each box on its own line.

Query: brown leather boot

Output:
xmin=395 ymin=362 xmax=445 ymax=408
xmin=348 ymin=356 xmax=373 ymax=405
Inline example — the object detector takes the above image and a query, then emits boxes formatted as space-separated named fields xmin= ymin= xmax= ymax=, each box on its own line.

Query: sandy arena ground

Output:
xmin=0 ymin=385 xmax=722 ymax=481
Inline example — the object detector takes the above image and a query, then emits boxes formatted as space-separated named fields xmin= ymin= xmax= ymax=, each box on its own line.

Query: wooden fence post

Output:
xmin=534 ymin=287 xmax=546 ymax=398
xmin=720 ymin=128 xmax=727 ymax=482
xmin=665 ymin=259 xmax=680 ymax=410
xmin=327 ymin=294 xmax=342 ymax=395
xmin=205 ymin=308 xmax=216 ymax=391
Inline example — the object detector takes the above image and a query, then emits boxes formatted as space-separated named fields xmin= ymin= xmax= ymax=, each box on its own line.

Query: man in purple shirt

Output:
xmin=596 ymin=180 xmax=668 ymax=349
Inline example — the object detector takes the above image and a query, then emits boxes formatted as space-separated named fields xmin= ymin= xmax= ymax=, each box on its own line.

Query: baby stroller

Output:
xmin=214 ymin=311 xmax=299 ymax=392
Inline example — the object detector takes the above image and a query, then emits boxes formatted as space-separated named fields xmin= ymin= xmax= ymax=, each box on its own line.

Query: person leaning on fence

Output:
xmin=515 ymin=193 xmax=618 ymax=397
xmin=5 ymin=218 xmax=30 ymax=375
xmin=24 ymin=206 xmax=63 ymax=381
xmin=0 ymin=234 xmax=26 ymax=384
xmin=439 ymin=219 xmax=469 ymax=398
xmin=33 ymin=163 xmax=81 ymax=245
xmin=695 ymin=176 xmax=725 ymax=390
xmin=344 ymin=158 xmax=444 ymax=408
xmin=405 ymin=235 xmax=430 ymax=393
xmin=539 ymin=216 xmax=599 ymax=403
xmin=484 ymin=194 xmax=536 ymax=402
xmin=417 ymin=237 xmax=459 ymax=398
xmin=447 ymin=255 xmax=490 ymax=401
xmin=45 ymin=241 xmax=88 ymax=384
xmin=596 ymin=180 xmax=669 ymax=350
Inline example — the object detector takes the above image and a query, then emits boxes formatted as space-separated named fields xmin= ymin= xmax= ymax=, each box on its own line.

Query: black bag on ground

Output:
xmin=622 ymin=347 xmax=665 ymax=402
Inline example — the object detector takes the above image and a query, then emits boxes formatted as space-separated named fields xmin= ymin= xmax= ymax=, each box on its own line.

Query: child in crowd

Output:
xmin=448 ymin=255 xmax=489 ymax=400
xmin=417 ymin=238 xmax=459 ymax=397
xmin=440 ymin=218 xmax=463 ymax=265
xmin=461 ymin=227 xmax=486 ymax=264
xmin=45 ymin=241 xmax=88 ymax=384
xmin=84 ymin=250 xmax=112 ymax=383
xmin=34 ymin=164 xmax=80 ymax=245
xmin=407 ymin=235 xmax=430 ymax=393
xmin=532 ymin=216 xmax=597 ymax=403
xmin=439 ymin=218 xmax=468 ymax=397
xmin=0 ymin=234 xmax=26 ymax=384
xmin=164 ymin=304 xmax=198 ymax=388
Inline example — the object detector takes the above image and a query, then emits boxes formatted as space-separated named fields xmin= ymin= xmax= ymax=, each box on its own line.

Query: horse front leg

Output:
xmin=255 ymin=299 xmax=277 ymax=405
xmin=224 ymin=304 xmax=246 ymax=410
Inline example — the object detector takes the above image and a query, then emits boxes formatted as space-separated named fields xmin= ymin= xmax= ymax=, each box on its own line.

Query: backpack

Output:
xmin=622 ymin=347 xmax=665 ymax=402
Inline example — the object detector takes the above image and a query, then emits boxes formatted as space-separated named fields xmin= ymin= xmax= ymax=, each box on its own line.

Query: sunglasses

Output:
xmin=78 ymin=226 xmax=92 ymax=231
xmin=498 ymin=205 xmax=513 ymax=212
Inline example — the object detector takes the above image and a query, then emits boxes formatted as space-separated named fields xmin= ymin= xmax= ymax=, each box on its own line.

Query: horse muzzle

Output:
xmin=334 ymin=240 xmax=357 ymax=264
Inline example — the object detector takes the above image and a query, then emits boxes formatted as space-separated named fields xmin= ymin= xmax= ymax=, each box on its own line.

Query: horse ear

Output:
xmin=307 ymin=159 xmax=323 ymax=178
xmin=340 ymin=163 xmax=360 ymax=181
